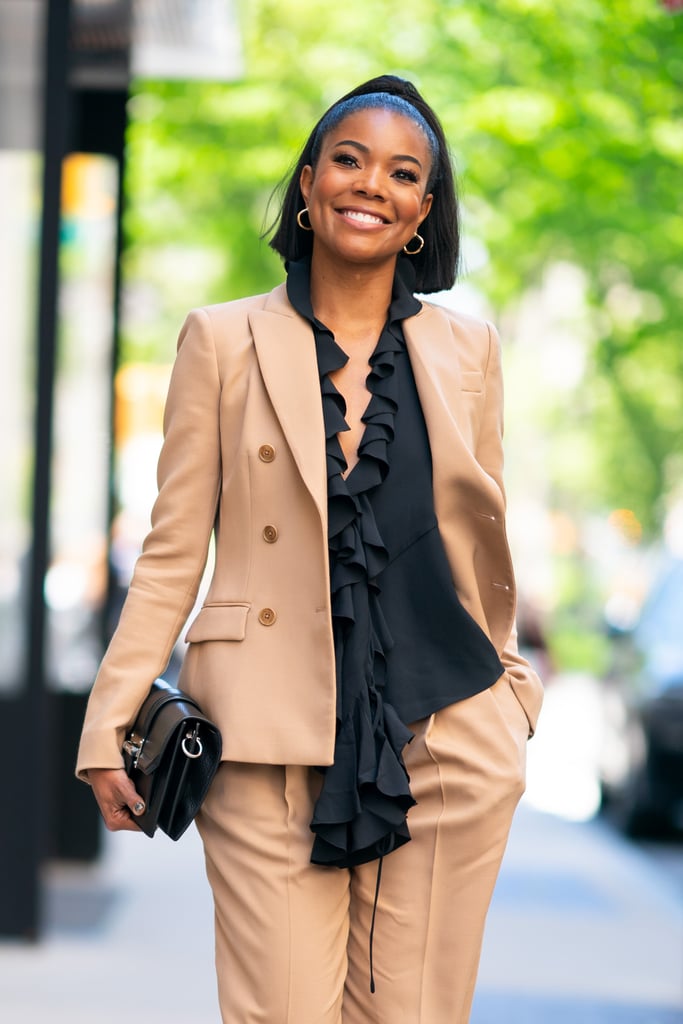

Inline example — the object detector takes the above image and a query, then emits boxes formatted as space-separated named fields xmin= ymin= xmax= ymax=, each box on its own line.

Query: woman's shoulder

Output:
xmin=408 ymin=300 xmax=503 ymax=382
xmin=191 ymin=282 xmax=290 ymax=327
xmin=419 ymin=299 xmax=495 ymax=340
xmin=416 ymin=301 xmax=499 ymax=370
xmin=175 ymin=283 xmax=294 ymax=371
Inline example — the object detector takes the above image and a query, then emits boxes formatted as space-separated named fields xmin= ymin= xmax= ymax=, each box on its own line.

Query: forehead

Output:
xmin=320 ymin=107 xmax=432 ymax=156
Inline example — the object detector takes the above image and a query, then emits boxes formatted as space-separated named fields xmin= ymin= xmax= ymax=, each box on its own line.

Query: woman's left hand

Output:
xmin=87 ymin=767 xmax=146 ymax=832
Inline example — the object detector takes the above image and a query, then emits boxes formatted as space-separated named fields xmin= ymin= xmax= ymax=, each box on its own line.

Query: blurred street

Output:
xmin=472 ymin=807 xmax=683 ymax=1023
xmin=0 ymin=796 xmax=681 ymax=1022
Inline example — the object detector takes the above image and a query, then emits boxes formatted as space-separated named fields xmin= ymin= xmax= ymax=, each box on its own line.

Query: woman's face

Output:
xmin=299 ymin=107 xmax=434 ymax=271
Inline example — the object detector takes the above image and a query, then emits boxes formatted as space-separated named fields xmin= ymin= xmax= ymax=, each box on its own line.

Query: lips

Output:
xmin=337 ymin=207 xmax=389 ymax=225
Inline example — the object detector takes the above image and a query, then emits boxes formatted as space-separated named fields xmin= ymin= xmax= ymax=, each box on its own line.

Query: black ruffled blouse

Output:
xmin=286 ymin=257 xmax=503 ymax=871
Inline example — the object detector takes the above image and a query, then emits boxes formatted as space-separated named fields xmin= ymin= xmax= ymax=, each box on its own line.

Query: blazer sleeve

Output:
xmin=76 ymin=308 xmax=222 ymax=779
xmin=479 ymin=322 xmax=544 ymax=736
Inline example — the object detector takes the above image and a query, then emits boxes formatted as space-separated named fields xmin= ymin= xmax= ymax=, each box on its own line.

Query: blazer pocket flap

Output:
xmin=461 ymin=370 xmax=484 ymax=394
xmin=185 ymin=603 xmax=250 ymax=643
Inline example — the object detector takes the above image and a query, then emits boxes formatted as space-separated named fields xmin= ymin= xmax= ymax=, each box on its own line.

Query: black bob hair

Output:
xmin=266 ymin=75 xmax=460 ymax=294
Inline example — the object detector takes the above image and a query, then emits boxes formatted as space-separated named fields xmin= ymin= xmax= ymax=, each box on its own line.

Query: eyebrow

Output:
xmin=333 ymin=139 xmax=423 ymax=171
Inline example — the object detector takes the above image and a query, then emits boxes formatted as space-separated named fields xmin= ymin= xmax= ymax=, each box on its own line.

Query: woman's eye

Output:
xmin=394 ymin=168 xmax=419 ymax=183
xmin=333 ymin=152 xmax=359 ymax=167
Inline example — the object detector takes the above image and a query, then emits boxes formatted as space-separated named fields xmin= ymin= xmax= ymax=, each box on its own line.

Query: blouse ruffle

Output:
xmin=287 ymin=258 xmax=422 ymax=869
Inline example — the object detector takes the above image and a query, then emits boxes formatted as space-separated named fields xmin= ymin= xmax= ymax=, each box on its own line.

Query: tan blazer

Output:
xmin=76 ymin=283 xmax=543 ymax=779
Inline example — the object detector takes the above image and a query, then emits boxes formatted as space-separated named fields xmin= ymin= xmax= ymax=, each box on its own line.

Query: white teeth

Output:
xmin=343 ymin=210 xmax=384 ymax=224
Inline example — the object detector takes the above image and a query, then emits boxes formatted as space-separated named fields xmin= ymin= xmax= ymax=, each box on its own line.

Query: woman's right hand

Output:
xmin=88 ymin=768 xmax=146 ymax=832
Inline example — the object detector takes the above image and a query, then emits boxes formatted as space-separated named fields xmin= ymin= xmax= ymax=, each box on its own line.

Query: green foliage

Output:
xmin=121 ymin=0 xmax=683 ymax=534
xmin=547 ymin=624 xmax=612 ymax=675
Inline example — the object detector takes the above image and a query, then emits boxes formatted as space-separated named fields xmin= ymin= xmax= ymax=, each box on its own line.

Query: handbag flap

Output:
xmin=135 ymin=703 xmax=205 ymax=775
xmin=133 ymin=678 xmax=202 ymax=736
xmin=127 ymin=678 xmax=209 ymax=774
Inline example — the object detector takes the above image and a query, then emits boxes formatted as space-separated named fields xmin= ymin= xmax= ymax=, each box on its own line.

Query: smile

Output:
xmin=338 ymin=208 xmax=387 ymax=225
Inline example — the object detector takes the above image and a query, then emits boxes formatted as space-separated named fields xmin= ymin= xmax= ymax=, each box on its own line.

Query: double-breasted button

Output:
xmin=258 ymin=607 xmax=277 ymax=626
xmin=262 ymin=525 xmax=278 ymax=543
xmin=258 ymin=444 xmax=275 ymax=463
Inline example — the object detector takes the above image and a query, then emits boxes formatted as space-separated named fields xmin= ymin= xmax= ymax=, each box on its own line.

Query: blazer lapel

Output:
xmin=249 ymin=285 xmax=327 ymax=521
xmin=404 ymin=303 xmax=500 ymax=504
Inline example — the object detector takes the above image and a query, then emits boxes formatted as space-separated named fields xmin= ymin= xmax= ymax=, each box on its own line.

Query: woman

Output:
xmin=79 ymin=74 xmax=543 ymax=1023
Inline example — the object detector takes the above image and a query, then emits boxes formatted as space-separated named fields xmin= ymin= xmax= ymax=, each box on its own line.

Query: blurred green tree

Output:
xmin=122 ymin=0 xmax=682 ymax=535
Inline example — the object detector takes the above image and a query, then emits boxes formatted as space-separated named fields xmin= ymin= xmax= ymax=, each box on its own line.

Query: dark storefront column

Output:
xmin=0 ymin=0 xmax=54 ymax=941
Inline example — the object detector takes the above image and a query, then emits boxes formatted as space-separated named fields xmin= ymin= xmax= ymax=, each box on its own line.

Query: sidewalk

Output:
xmin=0 ymin=826 xmax=218 ymax=1023
xmin=472 ymin=806 xmax=683 ymax=1023
xmin=1 ymin=803 xmax=682 ymax=1022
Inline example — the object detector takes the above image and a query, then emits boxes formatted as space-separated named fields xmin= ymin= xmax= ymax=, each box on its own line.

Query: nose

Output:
xmin=353 ymin=163 xmax=385 ymax=201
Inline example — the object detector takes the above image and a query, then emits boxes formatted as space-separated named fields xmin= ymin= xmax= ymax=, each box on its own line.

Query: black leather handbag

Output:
xmin=122 ymin=678 xmax=222 ymax=840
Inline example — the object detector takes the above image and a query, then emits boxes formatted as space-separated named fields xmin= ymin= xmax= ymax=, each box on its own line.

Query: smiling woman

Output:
xmin=77 ymin=74 xmax=543 ymax=1024
xmin=270 ymin=77 xmax=459 ymax=293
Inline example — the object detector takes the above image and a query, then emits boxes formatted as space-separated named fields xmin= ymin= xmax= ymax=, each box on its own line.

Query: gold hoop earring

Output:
xmin=297 ymin=208 xmax=313 ymax=231
xmin=403 ymin=233 xmax=424 ymax=255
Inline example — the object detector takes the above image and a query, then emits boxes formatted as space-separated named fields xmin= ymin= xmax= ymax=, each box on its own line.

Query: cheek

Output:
xmin=403 ymin=195 xmax=427 ymax=223
xmin=307 ymin=168 xmax=340 ymax=204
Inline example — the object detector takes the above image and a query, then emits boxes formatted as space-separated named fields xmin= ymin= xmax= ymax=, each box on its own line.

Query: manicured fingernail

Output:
xmin=133 ymin=801 xmax=145 ymax=814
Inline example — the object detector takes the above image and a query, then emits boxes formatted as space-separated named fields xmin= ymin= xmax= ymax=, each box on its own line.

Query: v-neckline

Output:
xmin=333 ymin=374 xmax=375 ymax=483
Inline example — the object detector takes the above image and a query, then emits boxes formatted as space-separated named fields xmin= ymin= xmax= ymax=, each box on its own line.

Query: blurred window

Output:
xmin=0 ymin=0 xmax=45 ymax=695
xmin=45 ymin=153 xmax=119 ymax=692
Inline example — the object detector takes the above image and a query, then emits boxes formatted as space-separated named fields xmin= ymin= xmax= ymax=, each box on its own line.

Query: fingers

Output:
xmin=88 ymin=768 xmax=146 ymax=833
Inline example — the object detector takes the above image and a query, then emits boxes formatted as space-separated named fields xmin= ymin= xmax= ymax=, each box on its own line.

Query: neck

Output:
xmin=308 ymin=252 xmax=396 ymax=342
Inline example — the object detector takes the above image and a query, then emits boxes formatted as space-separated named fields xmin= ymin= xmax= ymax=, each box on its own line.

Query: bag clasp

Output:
xmin=182 ymin=725 xmax=203 ymax=760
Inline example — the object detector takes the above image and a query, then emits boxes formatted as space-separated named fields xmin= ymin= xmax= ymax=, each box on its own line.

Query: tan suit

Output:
xmin=77 ymin=283 xmax=543 ymax=1024
xmin=77 ymin=283 xmax=541 ymax=777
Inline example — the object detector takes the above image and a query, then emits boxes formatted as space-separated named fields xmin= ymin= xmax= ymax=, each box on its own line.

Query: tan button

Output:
xmin=258 ymin=607 xmax=277 ymax=626
xmin=258 ymin=444 xmax=275 ymax=463
xmin=263 ymin=525 xmax=278 ymax=543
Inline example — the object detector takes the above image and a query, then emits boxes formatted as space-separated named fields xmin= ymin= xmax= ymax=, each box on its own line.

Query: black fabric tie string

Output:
xmin=368 ymin=855 xmax=384 ymax=994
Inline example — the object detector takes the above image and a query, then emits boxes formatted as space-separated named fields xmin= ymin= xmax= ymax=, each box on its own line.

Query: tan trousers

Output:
xmin=195 ymin=673 xmax=528 ymax=1024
